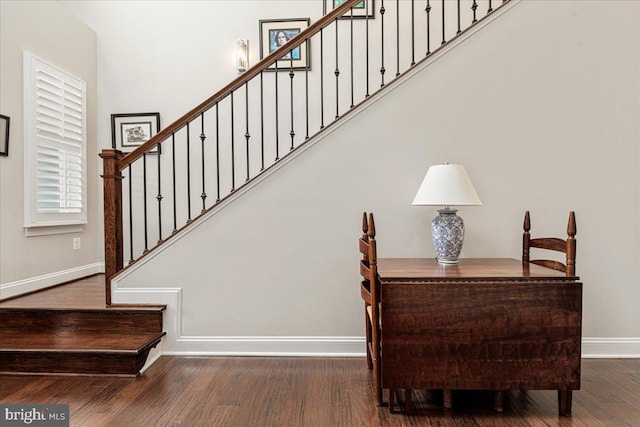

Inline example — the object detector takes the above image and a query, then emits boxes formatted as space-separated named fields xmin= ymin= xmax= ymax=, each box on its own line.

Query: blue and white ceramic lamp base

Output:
xmin=431 ymin=208 xmax=465 ymax=264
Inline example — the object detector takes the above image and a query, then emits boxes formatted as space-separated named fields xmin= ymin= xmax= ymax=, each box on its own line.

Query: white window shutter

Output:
xmin=24 ymin=52 xmax=87 ymax=231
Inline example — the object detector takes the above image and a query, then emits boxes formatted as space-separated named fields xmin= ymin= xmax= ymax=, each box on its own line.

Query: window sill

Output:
xmin=24 ymin=224 xmax=85 ymax=237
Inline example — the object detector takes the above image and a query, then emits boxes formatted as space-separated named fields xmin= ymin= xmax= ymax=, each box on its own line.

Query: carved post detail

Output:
xmin=522 ymin=210 xmax=531 ymax=263
xmin=566 ymin=211 xmax=577 ymax=276
xmin=100 ymin=149 xmax=124 ymax=306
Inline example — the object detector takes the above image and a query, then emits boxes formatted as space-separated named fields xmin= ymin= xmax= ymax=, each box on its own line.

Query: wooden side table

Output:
xmin=377 ymin=258 xmax=582 ymax=416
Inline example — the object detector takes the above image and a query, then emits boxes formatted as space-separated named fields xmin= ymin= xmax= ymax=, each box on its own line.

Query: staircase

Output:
xmin=101 ymin=0 xmax=518 ymax=305
xmin=0 ymin=277 xmax=165 ymax=376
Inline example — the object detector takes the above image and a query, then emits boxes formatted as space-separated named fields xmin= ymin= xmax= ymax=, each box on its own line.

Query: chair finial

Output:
xmin=567 ymin=211 xmax=576 ymax=238
xmin=362 ymin=212 xmax=368 ymax=234
xmin=368 ymin=213 xmax=376 ymax=238
xmin=524 ymin=211 xmax=531 ymax=233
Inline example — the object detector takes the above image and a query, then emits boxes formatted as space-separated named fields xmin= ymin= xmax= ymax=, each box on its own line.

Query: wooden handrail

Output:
xmin=117 ymin=0 xmax=363 ymax=171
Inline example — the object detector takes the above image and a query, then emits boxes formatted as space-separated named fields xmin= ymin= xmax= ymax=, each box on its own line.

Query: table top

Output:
xmin=376 ymin=258 xmax=578 ymax=282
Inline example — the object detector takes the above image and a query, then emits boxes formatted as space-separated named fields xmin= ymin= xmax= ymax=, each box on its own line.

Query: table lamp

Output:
xmin=412 ymin=163 xmax=482 ymax=264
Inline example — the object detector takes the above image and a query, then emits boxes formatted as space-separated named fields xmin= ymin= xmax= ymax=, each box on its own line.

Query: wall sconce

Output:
xmin=236 ymin=39 xmax=248 ymax=73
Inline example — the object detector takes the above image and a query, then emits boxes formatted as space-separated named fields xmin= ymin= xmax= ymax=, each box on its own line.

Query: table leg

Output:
xmin=405 ymin=389 xmax=413 ymax=415
xmin=443 ymin=389 xmax=453 ymax=409
xmin=493 ymin=391 xmax=504 ymax=412
xmin=558 ymin=390 xmax=573 ymax=416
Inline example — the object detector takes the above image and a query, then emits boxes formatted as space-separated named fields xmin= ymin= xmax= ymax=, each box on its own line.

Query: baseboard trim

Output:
xmin=582 ymin=337 xmax=640 ymax=358
xmin=111 ymin=287 xmax=640 ymax=358
xmin=165 ymin=336 xmax=365 ymax=357
xmin=0 ymin=262 xmax=104 ymax=300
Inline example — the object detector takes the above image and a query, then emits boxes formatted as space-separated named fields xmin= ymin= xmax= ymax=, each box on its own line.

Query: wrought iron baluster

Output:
xmin=260 ymin=71 xmax=265 ymax=170
xmin=365 ymin=0 xmax=370 ymax=97
xmin=275 ymin=62 xmax=280 ymax=160
xmin=128 ymin=164 xmax=134 ymax=263
xmin=488 ymin=0 xmax=493 ymax=14
xmin=289 ymin=55 xmax=295 ymax=150
xmin=411 ymin=0 xmax=415 ymax=66
xmin=442 ymin=0 xmax=446 ymax=45
xmin=335 ymin=18 xmax=340 ymax=119
xmin=215 ymin=103 xmax=220 ymax=202
xmin=380 ymin=0 xmax=386 ymax=87
xmin=396 ymin=0 xmax=400 ymax=77
xmin=186 ymin=123 xmax=192 ymax=223
xmin=230 ymin=91 xmax=236 ymax=191
xmin=320 ymin=28 xmax=325 ymax=129
xmin=426 ymin=0 xmax=431 ymax=55
xmin=245 ymin=81 xmax=251 ymax=181
xmin=472 ymin=0 xmax=478 ymax=23
xmin=305 ymin=39 xmax=310 ymax=139
xmin=171 ymin=133 xmax=177 ymax=233
xmin=156 ymin=142 xmax=162 ymax=243
xmin=350 ymin=8 xmax=354 ymax=108
xmin=142 ymin=153 xmax=148 ymax=254
xmin=200 ymin=113 xmax=207 ymax=212
xmin=457 ymin=0 xmax=461 ymax=34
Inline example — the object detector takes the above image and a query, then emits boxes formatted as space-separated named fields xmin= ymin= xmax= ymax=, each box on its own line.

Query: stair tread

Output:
xmin=0 ymin=306 xmax=165 ymax=312
xmin=0 ymin=331 xmax=165 ymax=353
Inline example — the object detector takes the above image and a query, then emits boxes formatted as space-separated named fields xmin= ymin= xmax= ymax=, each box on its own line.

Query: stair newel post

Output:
xmin=100 ymin=149 xmax=125 ymax=306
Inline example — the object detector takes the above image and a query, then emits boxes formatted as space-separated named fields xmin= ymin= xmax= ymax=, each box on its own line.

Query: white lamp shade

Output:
xmin=412 ymin=163 xmax=482 ymax=206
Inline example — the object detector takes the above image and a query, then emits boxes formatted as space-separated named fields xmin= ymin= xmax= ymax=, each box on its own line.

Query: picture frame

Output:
xmin=111 ymin=113 xmax=161 ymax=154
xmin=0 ymin=114 xmax=9 ymax=156
xmin=324 ymin=0 xmax=375 ymax=19
xmin=259 ymin=18 xmax=311 ymax=71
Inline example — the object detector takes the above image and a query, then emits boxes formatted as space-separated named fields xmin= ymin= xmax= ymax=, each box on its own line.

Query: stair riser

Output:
xmin=0 ymin=349 xmax=154 ymax=376
xmin=0 ymin=310 xmax=162 ymax=334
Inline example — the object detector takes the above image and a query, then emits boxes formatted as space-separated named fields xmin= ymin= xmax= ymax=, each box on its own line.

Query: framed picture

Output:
xmin=324 ymin=0 xmax=375 ymax=19
xmin=0 ymin=114 xmax=9 ymax=156
xmin=111 ymin=113 xmax=161 ymax=154
xmin=259 ymin=18 xmax=311 ymax=71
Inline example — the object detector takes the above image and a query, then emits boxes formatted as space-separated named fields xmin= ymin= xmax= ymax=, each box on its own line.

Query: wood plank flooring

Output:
xmin=0 ymin=275 xmax=108 ymax=309
xmin=1 ymin=357 xmax=639 ymax=426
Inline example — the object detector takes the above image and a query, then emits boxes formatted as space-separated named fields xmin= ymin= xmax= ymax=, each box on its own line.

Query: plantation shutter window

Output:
xmin=24 ymin=52 xmax=87 ymax=233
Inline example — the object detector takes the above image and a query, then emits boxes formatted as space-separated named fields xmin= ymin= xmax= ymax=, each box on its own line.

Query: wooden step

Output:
xmin=0 ymin=307 xmax=164 ymax=334
xmin=0 ymin=275 xmax=166 ymax=376
xmin=0 ymin=331 xmax=165 ymax=376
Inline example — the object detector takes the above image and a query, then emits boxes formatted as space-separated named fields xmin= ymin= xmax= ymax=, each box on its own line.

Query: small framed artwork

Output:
xmin=111 ymin=112 xmax=161 ymax=154
xmin=259 ymin=18 xmax=311 ymax=71
xmin=0 ymin=114 xmax=9 ymax=156
xmin=324 ymin=0 xmax=375 ymax=19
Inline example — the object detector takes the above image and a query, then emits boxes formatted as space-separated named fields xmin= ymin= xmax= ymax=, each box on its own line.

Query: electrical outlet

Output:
xmin=73 ymin=237 xmax=81 ymax=250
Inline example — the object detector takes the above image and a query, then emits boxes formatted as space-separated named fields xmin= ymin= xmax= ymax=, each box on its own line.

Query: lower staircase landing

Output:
xmin=0 ymin=275 xmax=165 ymax=376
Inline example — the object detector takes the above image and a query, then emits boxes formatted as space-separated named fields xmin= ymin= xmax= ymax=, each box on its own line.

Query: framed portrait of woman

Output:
xmin=259 ymin=18 xmax=311 ymax=71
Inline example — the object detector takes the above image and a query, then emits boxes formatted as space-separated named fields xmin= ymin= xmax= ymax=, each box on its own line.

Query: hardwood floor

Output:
xmin=1 ymin=357 xmax=638 ymax=426
xmin=1 ymin=278 xmax=638 ymax=425
xmin=0 ymin=275 xmax=107 ymax=309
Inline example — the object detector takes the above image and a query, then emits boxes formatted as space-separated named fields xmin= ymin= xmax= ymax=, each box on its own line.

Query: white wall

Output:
xmin=74 ymin=1 xmax=639 ymax=356
xmin=0 ymin=1 xmax=101 ymax=295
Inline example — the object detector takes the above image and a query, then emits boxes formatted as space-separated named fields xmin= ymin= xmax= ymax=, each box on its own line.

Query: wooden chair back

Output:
xmin=358 ymin=212 xmax=383 ymax=406
xmin=523 ymin=211 xmax=577 ymax=276
xmin=359 ymin=212 xmax=378 ymax=320
xmin=359 ymin=213 xmax=372 ymax=305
